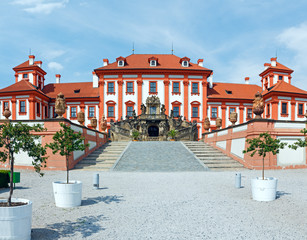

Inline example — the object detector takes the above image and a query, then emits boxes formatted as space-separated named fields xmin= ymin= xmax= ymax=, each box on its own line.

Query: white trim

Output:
xmin=265 ymin=97 xmax=272 ymax=102
xmin=208 ymin=102 xmax=222 ymax=105
xmin=123 ymin=75 xmax=137 ymax=78
xmin=295 ymin=98 xmax=307 ymax=101
xmin=104 ymin=75 xmax=118 ymax=79
xmin=142 ymin=75 xmax=164 ymax=78
xmin=243 ymin=103 xmax=253 ymax=106
xmin=226 ymin=102 xmax=240 ymax=105
xmin=188 ymin=76 xmax=203 ymax=79
xmin=16 ymin=95 xmax=30 ymax=99
xmin=67 ymin=102 xmax=81 ymax=105
xmin=84 ymin=102 xmax=99 ymax=104
xmin=0 ymin=97 xmax=12 ymax=100
xmin=169 ymin=75 xmax=184 ymax=78
xmin=278 ymin=96 xmax=291 ymax=100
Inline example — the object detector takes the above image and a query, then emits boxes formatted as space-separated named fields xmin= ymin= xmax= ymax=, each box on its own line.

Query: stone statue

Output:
xmin=253 ymin=91 xmax=264 ymax=119
xmin=100 ymin=115 xmax=107 ymax=132
xmin=161 ymin=104 xmax=166 ymax=115
xmin=216 ymin=117 xmax=222 ymax=129
xmin=77 ymin=111 xmax=85 ymax=125
xmin=2 ymin=107 xmax=11 ymax=119
xmin=229 ymin=112 xmax=237 ymax=126
xmin=141 ymin=104 xmax=146 ymax=115
xmin=91 ymin=117 xmax=97 ymax=129
xmin=132 ymin=110 xmax=137 ymax=119
xmin=55 ymin=92 xmax=66 ymax=118
xmin=204 ymin=117 xmax=210 ymax=132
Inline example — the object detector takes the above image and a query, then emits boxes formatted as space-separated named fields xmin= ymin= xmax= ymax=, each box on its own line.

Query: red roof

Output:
xmin=13 ymin=60 xmax=47 ymax=74
xmin=0 ymin=80 xmax=46 ymax=95
xmin=95 ymin=54 xmax=211 ymax=71
xmin=263 ymin=80 xmax=307 ymax=95
xmin=208 ymin=82 xmax=262 ymax=100
xmin=260 ymin=61 xmax=293 ymax=76
xmin=43 ymin=82 xmax=99 ymax=99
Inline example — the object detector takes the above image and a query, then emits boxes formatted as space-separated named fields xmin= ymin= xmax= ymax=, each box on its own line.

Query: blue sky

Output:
xmin=0 ymin=0 xmax=307 ymax=90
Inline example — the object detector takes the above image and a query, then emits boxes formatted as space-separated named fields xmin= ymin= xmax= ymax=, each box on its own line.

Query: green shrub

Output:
xmin=0 ymin=170 xmax=10 ymax=188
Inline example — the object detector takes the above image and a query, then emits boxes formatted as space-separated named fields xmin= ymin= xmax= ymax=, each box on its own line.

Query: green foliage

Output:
xmin=243 ymin=132 xmax=287 ymax=179
xmin=168 ymin=129 xmax=178 ymax=139
xmin=0 ymin=122 xmax=47 ymax=176
xmin=0 ymin=122 xmax=47 ymax=205
xmin=288 ymin=128 xmax=307 ymax=150
xmin=0 ymin=170 xmax=9 ymax=188
xmin=131 ymin=130 xmax=140 ymax=140
xmin=47 ymin=123 xmax=89 ymax=183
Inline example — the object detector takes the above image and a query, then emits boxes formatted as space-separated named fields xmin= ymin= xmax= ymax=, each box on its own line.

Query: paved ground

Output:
xmin=113 ymin=141 xmax=207 ymax=171
xmin=1 ymin=169 xmax=307 ymax=239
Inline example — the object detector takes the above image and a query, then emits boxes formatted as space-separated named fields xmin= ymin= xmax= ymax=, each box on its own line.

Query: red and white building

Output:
xmin=0 ymin=54 xmax=306 ymax=138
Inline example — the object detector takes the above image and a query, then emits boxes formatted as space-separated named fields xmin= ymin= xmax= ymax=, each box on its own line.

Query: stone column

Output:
xmin=137 ymin=78 xmax=143 ymax=115
xmin=183 ymin=79 xmax=189 ymax=120
xmin=163 ymin=78 xmax=170 ymax=115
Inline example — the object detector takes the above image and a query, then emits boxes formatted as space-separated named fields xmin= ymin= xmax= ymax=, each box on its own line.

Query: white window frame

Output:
xmin=182 ymin=61 xmax=189 ymax=67
xmin=150 ymin=60 xmax=156 ymax=66
xmin=118 ymin=60 xmax=124 ymax=67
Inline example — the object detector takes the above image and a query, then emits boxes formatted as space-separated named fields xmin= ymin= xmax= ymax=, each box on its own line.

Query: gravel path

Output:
xmin=0 ymin=169 xmax=307 ymax=240
xmin=114 ymin=142 xmax=206 ymax=171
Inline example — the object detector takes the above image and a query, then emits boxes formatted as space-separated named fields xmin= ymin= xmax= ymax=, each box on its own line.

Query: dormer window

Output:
xmin=23 ymin=73 xmax=28 ymax=79
xmin=118 ymin=60 xmax=124 ymax=67
xmin=180 ymin=57 xmax=190 ymax=67
xmin=148 ymin=56 xmax=158 ymax=67
xmin=116 ymin=56 xmax=126 ymax=67
xmin=150 ymin=60 xmax=157 ymax=66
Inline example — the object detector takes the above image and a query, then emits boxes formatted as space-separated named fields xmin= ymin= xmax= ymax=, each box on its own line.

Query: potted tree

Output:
xmin=47 ymin=122 xmax=88 ymax=208
xmin=243 ymin=132 xmax=287 ymax=201
xmin=0 ymin=121 xmax=47 ymax=240
xmin=168 ymin=129 xmax=177 ymax=141
xmin=131 ymin=129 xmax=140 ymax=141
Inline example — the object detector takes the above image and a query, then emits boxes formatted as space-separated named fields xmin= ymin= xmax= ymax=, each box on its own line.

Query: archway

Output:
xmin=148 ymin=125 xmax=159 ymax=137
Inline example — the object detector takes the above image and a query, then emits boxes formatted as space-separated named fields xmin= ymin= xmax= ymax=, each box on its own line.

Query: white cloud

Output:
xmin=42 ymin=49 xmax=66 ymax=60
xmin=12 ymin=0 xmax=68 ymax=14
xmin=48 ymin=62 xmax=63 ymax=71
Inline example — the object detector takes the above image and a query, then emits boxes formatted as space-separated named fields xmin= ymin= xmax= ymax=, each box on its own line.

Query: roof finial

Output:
xmin=171 ymin=42 xmax=174 ymax=55
xmin=132 ymin=42 xmax=135 ymax=54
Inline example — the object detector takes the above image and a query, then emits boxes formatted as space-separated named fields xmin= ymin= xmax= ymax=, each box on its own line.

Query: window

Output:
xmin=127 ymin=82 xmax=134 ymax=93
xmin=70 ymin=107 xmax=77 ymax=118
xmin=150 ymin=60 xmax=156 ymax=66
xmin=118 ymin=60 xmax=124 ymax=67
xmin=45 ymin=106 xmax=48 ymax=118
xmin=173 ymin=82 xmax=179 ymax=93
xmin=298 ymin=103 xmax=304 ymax=115
xmin=149 ymin=106 xmax=156 ymax=115
xmin=36 ymin=102 xmax=40 ymax=115
xmin=247 ymin=108 xmax=253 ymax=119
xmin=23 ymin=73 xmax=28 ymax=78
xmin=108 ymin=82 xmax=115 ymax=93
xmin=211 ymin=107 xmax=217 ymax=118
xmin=192 ymin=107 xmax=198 ymax=118
xmin=192 ymin=83 xmax=199 ymax=94
xmin=173 ymin=107 xmax=179 ymax=117
xmin=150 ymin=82 xmax=157 ymax=93
xmin=279 ymin=75 xmax=283 ymax=81
xmin=108 ymin=106 xmax=114 ymax=117
xmin=267 ymin=104 xmax=270 ymax=116
xmin=20 ymin=101 xmax=26 ymax=113
xmin=89 ymin=107 xmax=95 ymax=118
xmin=182 ymin=61 xmax=188 ymax=67
xmin=127 ymin=106 xmax=133 ymax=116
xmin=229 ymin=108 xmax=235 ymax=113
xmin=281 ymin=102 xmax=287 ymax=115
xmin=3 ymin=101 xmax=9 ymax=111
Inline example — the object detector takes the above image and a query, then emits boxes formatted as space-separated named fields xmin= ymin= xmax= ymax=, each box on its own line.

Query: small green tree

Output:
xmin=168 ymin=129 xmax=177 ymax=140
xmin=288 ymin=128 xmax=307 ymax=150
xmin=0 ymin=122 xmax=47 ymax=206
xmin=131 ymin=130 xmax=140 ymax=140
xmin=47 ymin=123 xmax=89 ymax=184
xmin=243 ymin=132 xmax=287 ymax=180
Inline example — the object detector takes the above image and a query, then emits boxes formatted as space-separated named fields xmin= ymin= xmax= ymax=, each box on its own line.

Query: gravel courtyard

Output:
xmin=0 ymin=169 xmax=306 ymax=240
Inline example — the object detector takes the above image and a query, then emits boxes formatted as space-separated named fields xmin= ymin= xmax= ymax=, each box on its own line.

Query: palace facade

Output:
xmin=0 ymin=54 xmax=306 ymax=138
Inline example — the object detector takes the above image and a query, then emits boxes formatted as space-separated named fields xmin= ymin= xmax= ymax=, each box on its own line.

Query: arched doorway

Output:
xmin=148 ymin=125 xmax=159 ymax=137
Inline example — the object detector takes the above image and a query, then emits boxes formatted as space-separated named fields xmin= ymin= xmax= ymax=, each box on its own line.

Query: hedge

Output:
xmin=0 ymin=170 xmax=10 ymax=188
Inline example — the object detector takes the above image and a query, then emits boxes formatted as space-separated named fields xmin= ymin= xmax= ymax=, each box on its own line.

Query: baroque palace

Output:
xmin=0 ymin=54 xmax=306 ymax=139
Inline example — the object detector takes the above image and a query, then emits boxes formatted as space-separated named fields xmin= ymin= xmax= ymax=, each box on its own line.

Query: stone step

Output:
xmin=205 ymin=163 xmax=244 ymax=168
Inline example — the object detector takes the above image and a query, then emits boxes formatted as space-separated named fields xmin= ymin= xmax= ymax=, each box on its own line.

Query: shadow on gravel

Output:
xmin=82 ymin=195 xmax=124 ymax=206
xmin=32 ymin=215 xmax=108 ymax=239
xmin=0 ymin=188 xmax=9 ymax=194
xmin=276 ymin=191 xmax=291 ymax=199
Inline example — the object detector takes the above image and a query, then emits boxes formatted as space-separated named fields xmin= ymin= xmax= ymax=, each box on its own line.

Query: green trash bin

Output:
xmin=8 ymin=172 xmax=20 ymax=188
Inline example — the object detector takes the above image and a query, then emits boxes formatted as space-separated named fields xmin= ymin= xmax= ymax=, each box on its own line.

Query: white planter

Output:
xmin=0 ymin=198 xmax=32 ymax=240
xmin=52 ymin=180 xmax=82 ymax=208
xmin=251 ymin=177 xmax=278 ymax=201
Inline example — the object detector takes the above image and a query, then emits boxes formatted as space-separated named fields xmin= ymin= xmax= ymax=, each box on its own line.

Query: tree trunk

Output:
xmin=66 ymin=155 xmax=69 ymax=184
xmin=262 ymin=156 xmax=265 ymax=180
xmin=8 ymin=150 xmax=14 ymax=207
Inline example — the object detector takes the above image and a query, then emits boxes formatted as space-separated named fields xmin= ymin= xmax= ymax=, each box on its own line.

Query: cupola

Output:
xmin=148 ymin=56 xmax=158 ymax=66
xmin=116 ymin=56 xmax=126 ymax=67
xmin=179 ymin=57 xmax=190 ymax=67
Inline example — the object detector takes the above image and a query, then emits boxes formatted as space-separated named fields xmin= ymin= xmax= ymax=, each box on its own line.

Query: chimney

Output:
xmin=208 ymin=74 xmax=213 ymax=88
xmin=93 ymin=71 xmax=98 ymax=88
xmin=103 ymin=59 xmax=109 ymax=66
xmin=55 ymin=74 xmax=61 ymax=84
xmin=34 ymin=61 xmax=42 ymax=67
xmin=245 ymin=77 xmax=250 ymax=84
xmin=197 ymin=59 xmax=204 ymax=67
xmin=29 ymin=55 xmax=35 ymax=65
xmin=271 ymin=57 xmax=277 ymax=67
xmin=264 ymin=63 xmax=270 ymax=70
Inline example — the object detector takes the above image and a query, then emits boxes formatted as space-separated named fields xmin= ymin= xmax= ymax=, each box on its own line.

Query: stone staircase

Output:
xmin=182 ymin=141 xmax=245 ymax=171
xmin=74 ymin=141 xmax=129 ymax=171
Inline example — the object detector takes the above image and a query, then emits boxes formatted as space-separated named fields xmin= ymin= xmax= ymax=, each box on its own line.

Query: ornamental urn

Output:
xmin=229 ymin=112 xmax=237 ymax=126
xmin=77 ymin=111 xmax=85 ymax=125
xmin=2 ymin=107 xmax=11 ymax=119
xmin=253 ymin=91 xmax=264 ymax=119
xmin=216 ymin=117 xmax=222 ymax=129
xmin=91 ymin=117 xmax=97 ymax=129
xmin=55 ymin=92 xmax=66 ymax=118
xmin=100 ymin=115 xmax=107 ymax=132
xmin=204 ymin=117 xmax=210 ymax=132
